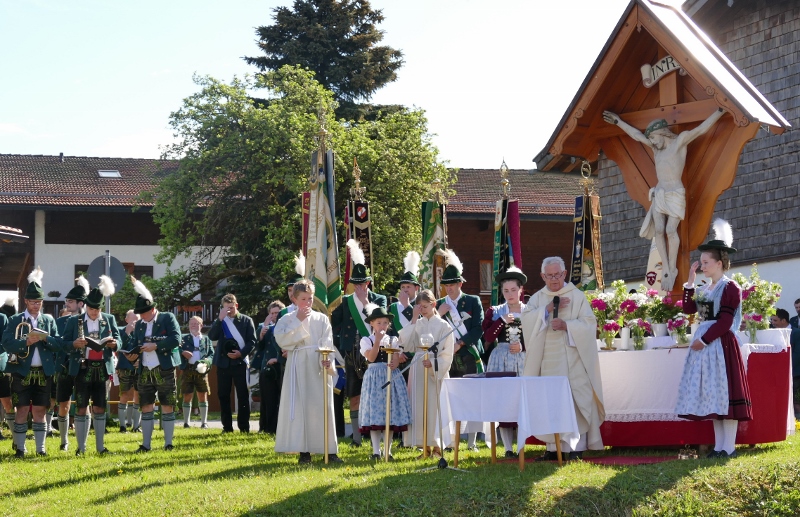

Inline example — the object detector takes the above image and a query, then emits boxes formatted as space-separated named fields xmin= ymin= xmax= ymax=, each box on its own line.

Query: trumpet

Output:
xmin=8 ymin=321 xmax=32 ymax=364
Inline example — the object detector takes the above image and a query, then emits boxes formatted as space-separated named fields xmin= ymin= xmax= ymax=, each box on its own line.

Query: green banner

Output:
xmin=307 ymin=149 xmax=341 ymax=315
xmin=420 ymin=201 xmax=446 ymax=291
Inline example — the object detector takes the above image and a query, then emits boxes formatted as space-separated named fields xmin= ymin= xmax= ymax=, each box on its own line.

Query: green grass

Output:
xmin=1 ymin=427 xmax=799 ymax=516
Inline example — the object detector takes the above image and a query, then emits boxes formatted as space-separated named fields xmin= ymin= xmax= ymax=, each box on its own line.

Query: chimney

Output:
xmin=59 ymin=152 xmax=64 ymax=163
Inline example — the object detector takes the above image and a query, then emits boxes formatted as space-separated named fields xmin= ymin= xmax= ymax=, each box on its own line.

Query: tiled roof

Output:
xmin=0 ymin=154 xmax=179 ymax=208
xmin=448 ymin=169 xmax=583 ymax=216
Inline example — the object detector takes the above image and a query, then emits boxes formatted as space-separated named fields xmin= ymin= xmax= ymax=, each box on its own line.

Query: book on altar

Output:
xmin=85 ymin=336 xmax=115 ymax=352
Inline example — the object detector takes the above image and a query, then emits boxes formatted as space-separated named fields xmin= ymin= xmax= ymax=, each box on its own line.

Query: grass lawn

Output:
xmin=1 ymin=425 xmax=799 ymax=516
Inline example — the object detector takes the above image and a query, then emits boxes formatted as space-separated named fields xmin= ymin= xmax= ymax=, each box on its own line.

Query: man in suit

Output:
xmin=121 ymin=277 xmax=181 ymax=452
xmin=208 ymin=293 xmax=256 ymax=433
xmin=254 ymin=301 xmax=285 ymax=434
xmin=54 ymin=278 xmax=88 ymax=451
xmin=62 ymin=277 xmax=120 ymax=455
xmin=2 ymin=267 xmax=61 ymax=457
xmin=436 ymin=249 xmax=485 ymax=452
xmin=180 ymin=315 xmax=214 ymax=429
xmin=330 ymin=239 xmax=387 ymax=447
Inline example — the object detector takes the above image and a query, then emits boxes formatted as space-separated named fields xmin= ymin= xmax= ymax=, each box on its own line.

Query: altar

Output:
xmin=527 ymin=329 xmax=793 ymax=447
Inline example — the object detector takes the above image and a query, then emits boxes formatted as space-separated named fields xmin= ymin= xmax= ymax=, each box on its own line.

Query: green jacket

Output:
xmin=62 ymin=313 xmax=121 ymax=376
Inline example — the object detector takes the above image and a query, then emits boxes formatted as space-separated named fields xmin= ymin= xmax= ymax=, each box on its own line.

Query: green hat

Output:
xmin=84 ymin=275 xmax=115 ymax=309
xmin=398 ymin=251 xmax=421 ymax=286
xmin=346 ymin=239 xmax=372 ymax=284
xmin=132 ymin=276 xmax=156 ymax=314
xmin=350 ymin=263 xmax=372 ymax=284
xmin=644 ymin=119 xmax=669 ymax=138
xmin=65 ymin=275 xmax=90 ymax=302
xmin=398 ymin=271 xmax=420 ymax=286
xmin=440 ymin=249 xmax=465 ymax=284
xmin=365 ymin=305 xmax=394 ymax=323
xmin=24 ymin=266 xmax=44 ymax=300
xmin=496 ymin=267 xmax=527 ymax=286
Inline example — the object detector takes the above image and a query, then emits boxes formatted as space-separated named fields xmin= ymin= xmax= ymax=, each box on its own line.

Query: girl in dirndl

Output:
xmin=358 ymin=305 xmax=412 ymax=460
xmin=675 ymin=219 xmax=752 ymax=458
xmin=483 ymin=267 xmax=527 ymax=457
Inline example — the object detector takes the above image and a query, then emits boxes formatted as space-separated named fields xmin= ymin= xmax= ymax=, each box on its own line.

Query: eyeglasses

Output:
xmin=542 ymin=272 xmax=564 ymax=280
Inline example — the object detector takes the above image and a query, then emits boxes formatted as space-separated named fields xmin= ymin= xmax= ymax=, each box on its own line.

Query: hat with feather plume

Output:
xmin=24 ymin=266 xmax=44 ymax=300
xmin=398 ymin=251 xmax=421 ymax=286
xmin=347 ymin=239 xmax=372 ymax=284
xmin=65 ymin=275 xmax=90 ymax=302
xmin=131 ymin=275 xmax=156 ymax=314
xmin=440 ymin=249 xmax=466 ymax=284
xmin=287 ymin=251 xmax=306 ymax=287
xmin=84 ymin=275 xmax=116 ymax=309
xmin=697 ymin=218 xmax=737 ymax=254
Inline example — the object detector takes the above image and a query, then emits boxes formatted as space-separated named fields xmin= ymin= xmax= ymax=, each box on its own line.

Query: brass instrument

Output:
xmin=8 ymin=321 xmax=32 ymax=364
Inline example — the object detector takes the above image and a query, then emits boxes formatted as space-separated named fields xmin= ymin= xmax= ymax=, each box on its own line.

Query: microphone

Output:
xmin=552 ymin=296 xmax=560 ymax=320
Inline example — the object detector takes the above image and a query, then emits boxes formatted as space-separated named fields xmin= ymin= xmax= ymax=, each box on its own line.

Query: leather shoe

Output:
xmin=135 ymin=445 xmax=150 ymax=454
xmin=200 ymin=423 xmax=208 ymax=429
xmin=164 ymin=444 xmax=174 ymax=451
xmin=98 ymin=448 xmax=110 ymax=455
xmin=371 ymin=453 xmax=381 ymax=460
xmin=568 ymin=451 xmax=583 ymax=461
xmin=504 ymin=450 xmax=518 ymax=458
xmin=706 ymin=450 xmax=723 ymax=459
xmin=298 ymin=452 xmax=312 ymax=464
xmin=534 ymin=451 xmax=564 ymax=462
xmin=14 ymin=449 xmax=25 ymax=458
xmin=36 ymin=451 xmax=47 ymax=457
xmin=119 ymin=426 xmax=127 ymax=433
xmin=328 ymin=454 xmax=344 ymax=463
xmin=183 ymin=423 xmax=190 ymax=429
xmin=60 ymin=443 xmax=68 ymax=451
xmin=75 ymin=450 xmax=84 ymax=457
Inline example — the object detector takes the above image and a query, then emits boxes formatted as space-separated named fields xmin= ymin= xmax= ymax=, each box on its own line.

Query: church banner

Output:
xmin=570 ymin=195 xmax=603 ymax=292
xmin=492 ymin=199 xmax=522 ymax=305
xmin=344 ymin=200 xmax=374 ymax=293
xmin=420 ymin=200 xmax=446 ymax=294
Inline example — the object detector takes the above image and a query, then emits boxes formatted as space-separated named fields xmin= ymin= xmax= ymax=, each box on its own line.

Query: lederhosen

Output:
xmin=74 ymin=326 xmax=109 ymax=410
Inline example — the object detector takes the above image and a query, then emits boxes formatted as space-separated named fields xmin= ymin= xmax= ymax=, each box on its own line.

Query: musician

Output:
xmin=521 ymin=256 xmax=604 ymax=461
xmin=390 ymin=251 xmax=420 ymax=336
xmin=274 ymin=280 xmax=343 ymax=463
xmin=0 ymin=297 xmax=15 ymax=439
xmin=62 ymin=277 xmax=120 ymax=455
xmin=208 ymin=294 xmax=256 ymax=433
xmin=122 ymin=276 xmax=181 ymax=452
xmin=330 ymin=239 xmax=387 ymax=447
xmin=54 ymin=277 xmax=88 ymax=451
xmin=116 ymin=310 xmax=141 ymax=433
xmin=179 ymin=315 xmax=214 ymax=429
xmin=2 ymin=267 xmax=61 ymax=457
xmin=254 ymin=301 xmax=285 ymax=434
xmin=435 ymin=249 xmax=485 ymax=452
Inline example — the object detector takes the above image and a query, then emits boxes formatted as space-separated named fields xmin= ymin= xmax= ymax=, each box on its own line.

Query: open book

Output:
xmin=27 ymin=328 xmax=49 ymax=341
xmin=85 ymin=336 xmax=115 ymax=352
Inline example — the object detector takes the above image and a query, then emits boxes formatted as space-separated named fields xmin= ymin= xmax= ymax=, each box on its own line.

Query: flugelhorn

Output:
xmin=8 ymin=321 xmax=32 ymax=363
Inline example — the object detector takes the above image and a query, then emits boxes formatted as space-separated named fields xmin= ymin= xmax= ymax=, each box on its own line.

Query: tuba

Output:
xmin=7 ymin=321 xmax=32 ymax=364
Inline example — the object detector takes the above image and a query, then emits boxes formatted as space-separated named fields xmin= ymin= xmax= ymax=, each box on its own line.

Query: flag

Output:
xmin=420 ymin=200 xmax=446 ymax=294
xmin=344 ymin=199 xmax=374 ymax=293
xmin=306 ymin=149 xmax=342 ymax=314
xmin=491 ymin=199 xmax=521 ymax=305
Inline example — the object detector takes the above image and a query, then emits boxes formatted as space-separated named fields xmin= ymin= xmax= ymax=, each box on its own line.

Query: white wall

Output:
xmin=33 ymin=210 xmax=206 ymax=296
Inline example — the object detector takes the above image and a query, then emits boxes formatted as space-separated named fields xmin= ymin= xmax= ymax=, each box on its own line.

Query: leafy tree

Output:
xmin=147 ymin=66 xmax=453 ymax=315
xmin=243 ymin=0 xmax=403 ymax=107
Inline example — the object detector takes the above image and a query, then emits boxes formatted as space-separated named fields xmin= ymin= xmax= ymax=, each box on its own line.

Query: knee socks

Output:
xmin=350 ymin=410 xmax=361 ymax=444
xmin=199 ymin=402 xmax=209 ymax=424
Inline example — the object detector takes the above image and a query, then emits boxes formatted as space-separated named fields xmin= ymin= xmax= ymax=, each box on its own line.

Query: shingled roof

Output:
xmin=447 ymin=168 xmax=583 ymax=217
xmin=0 ymin=154 xmax=178 ymax=208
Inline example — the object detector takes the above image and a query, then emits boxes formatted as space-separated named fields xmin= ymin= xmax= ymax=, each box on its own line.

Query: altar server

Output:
xmin=521 ymin=257 xmax=604 ymax=461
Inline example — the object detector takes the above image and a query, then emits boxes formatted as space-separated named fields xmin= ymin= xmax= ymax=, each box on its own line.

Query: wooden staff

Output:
xmin=318 ymin=347 xmax=334 ymax=464
xmin=382 ymin=342 xmax=400 ymax=462
xmin=418 ymin=334 xmax=434 ymax=458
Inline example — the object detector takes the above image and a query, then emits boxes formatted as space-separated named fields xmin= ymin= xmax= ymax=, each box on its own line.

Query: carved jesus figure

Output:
xmin=602 ymin=108 xmax=725 ymax=290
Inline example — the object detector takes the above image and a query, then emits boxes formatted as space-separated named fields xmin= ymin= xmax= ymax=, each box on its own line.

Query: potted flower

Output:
xmin=647 ymin=292 xmax=682 ymax=336
xmin=667 ymin=313 xmax=690 ymax=346
xmin=600 ymin=320 xmax=620 ymax=349
xmin=627 ymin=318 xmax=651 ymax=350
xmin=47 ymin=290 xmax=61 ymax=300
xmin=732 ymin=264 xmax=782 ymax=344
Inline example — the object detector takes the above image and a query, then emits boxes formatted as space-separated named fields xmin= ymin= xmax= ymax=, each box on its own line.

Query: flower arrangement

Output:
xmin=647 ymin=292 xmax=683 ymax=324
xmin=627 ymin=318 xmax=651 ymax=350
xmin=600 ymin=320 xmax=620 ymax=349
xmin=732 ymin=264 xmax=781 ymax=339
xmin=668 ymin=313 xmax=690 ymax=345
xmin=507 ymin=318 xmax=522 ymax=344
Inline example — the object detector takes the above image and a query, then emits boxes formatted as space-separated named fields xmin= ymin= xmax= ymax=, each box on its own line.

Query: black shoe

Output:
xmin=328 ymin=454 xmax=344 ymax=463
xmin=164 ymin=444 xmax=174 ymax=451
xmin=36 ymin=451 xmax=47 ymax=457
xmin=14 ymin=449 xmax=25 ymax=458
xmin=221 ymin=429 xmax=234 ymax=434
xmin=131 ymin=427 xmax=141 ymax=433
xmin=504 ymin=450 xmax=518 ymax=459
xmin=727 ymin=450 xmax=738 ymax=458
xmin=183 ymin=423 xmax=190 ymax=429
xmin=568 ymin=451 xmax=583 ymax=461
xmin=298 ymin=452 xmax=312 ymax=464
xmin=349 ymin=440 xmax=362 ymax=448
xmin=200 ymin=423 xmax=208 ymax=429
xmin=120 ymin=426 xmax=127 ymax=433
xmin=444 ymin=447 xmax=453 ymax=453
xmin=534 ymin=451 xmax=563 ymax=462
xmin=98 ymin=448 xmax=110 ymax=455
xmin=46 ymin=431 xmax=54 ymax=438
xmin=75 ymin=449 xmax=84 ymax=457
xmin=706 ymin=450 xmax=723 ymax=459
xmin=371 ymin=453 xmax=381 ymax=460
xmin=135 ymin=445 xmax=150 ymax=454
xmin=60 ymin=443 xmax=68 ymax=451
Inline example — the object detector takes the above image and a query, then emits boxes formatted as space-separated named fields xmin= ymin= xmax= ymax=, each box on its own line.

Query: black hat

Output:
xmin=346 ymin=239 xmax=372 ymax=284
xmin=697 ymin=218 xmax=737 ymax=254
xmin=496 ymin=266 xmax=527 ymax=286
xmin=287 ymin=251 xmax=305 ymax=287
xmin=0 ymin=297 xmax=16 ymax=318
xmin=24 ymin=266 xmax=44 ymax=300
xmin=440 ymin=249 xmax=466 ymax=284
xmin=84 ymin=275 xmax=115 ymax=310
xmin=65 ymin=275 xmax=90 ymax=302
xmin=398 ymin=251 xmax=421 ymax=286
xmin=222 ymin=338 xmax=240 ymax=355
xmin=365 ymin=305 xmax=394 ymax=323
xmin=132 ymin=276 xmax=156 ymax=314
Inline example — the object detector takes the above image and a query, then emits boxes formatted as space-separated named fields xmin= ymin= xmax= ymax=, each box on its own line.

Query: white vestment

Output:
xmin=398 ymin=314 xmax=455 ymax=448
xmin=274 ymin=310 xmax=339 ymax=455
xmin=521 ymin=282 xmax=605 ymax=450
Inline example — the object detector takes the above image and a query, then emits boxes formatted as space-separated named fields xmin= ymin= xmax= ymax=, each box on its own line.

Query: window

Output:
xmin=97 ymin=170 xmax=121 ymax=178
xmin=479 ymin=260 xmax=493 ymax=295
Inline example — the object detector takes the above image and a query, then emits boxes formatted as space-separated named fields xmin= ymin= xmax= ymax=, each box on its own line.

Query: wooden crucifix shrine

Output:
xmin=534 ymin=0 xmax=788 ymax=295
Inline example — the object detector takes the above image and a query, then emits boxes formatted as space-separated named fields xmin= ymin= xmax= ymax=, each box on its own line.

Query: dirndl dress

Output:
xmin=675 ymin=278 xmax=753 ymax=421
xmin=358 ymin=363 xmax=412 ymax=433
xmin=483 ymin=303 xmax=526 ymax=429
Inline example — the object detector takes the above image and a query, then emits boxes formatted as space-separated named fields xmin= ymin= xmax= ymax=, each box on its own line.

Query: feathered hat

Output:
xmin=440 ymin=249 xmax=466 ymax=284
xmin=0 ymin=296 xmax=17 ymax=318
xmin=287 ymin=251 xmax=306 ymax=287
xmin=131 ymin=275 xmax=156 ymax=314
xmin=697 ymin=218 xmax=737 ymax=254
xmin=495 ymin=266 xmax=527 ymax=286
xmin=347 ymin=239 xmax=372 ymax=284
xmin=65 ymin=275 xmax=90 ymax=302
xmin=24 ymin=266 xmax=44 ymax=300
xmin=398 ymin=251 xmax=421 ymax=286
xmin=84 ymin=275 xmax=116 ymax=309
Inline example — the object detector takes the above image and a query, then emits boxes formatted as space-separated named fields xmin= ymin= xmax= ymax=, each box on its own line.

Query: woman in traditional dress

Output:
xmin=398 ymin=289 xmax=454 ymax=457
xmin=482 ymin=267 xmax=527 ymax=458
xmin=675 ymin=219 xmax=752 ymax=458
xmin=358 ymin=305 xmax=412 ymax=460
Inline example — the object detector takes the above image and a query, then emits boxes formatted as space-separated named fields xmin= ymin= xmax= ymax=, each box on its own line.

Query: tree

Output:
xmin=148 ymin=66 xmax=452 ymax=315
xmin=243 ymin=0 xmax=403 ymax=107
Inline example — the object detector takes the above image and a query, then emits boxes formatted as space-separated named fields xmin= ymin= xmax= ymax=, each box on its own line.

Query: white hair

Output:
xmin=540 ymin=257 xmax=566 ymax=274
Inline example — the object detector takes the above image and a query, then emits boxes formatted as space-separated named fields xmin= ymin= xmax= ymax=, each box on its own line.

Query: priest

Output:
xmin=521 ymin=256 xmax=604 ymax=461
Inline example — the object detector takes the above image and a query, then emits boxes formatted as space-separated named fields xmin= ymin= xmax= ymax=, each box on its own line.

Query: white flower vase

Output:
xmin=619 ymin=327 xmax=631 ymax=350
xmin=652 ymin=323 xmax=668 ymax=337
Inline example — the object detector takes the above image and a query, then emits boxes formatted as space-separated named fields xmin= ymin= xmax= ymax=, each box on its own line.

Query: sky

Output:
xmin=0 ymin=0 xmax=634 ymax=170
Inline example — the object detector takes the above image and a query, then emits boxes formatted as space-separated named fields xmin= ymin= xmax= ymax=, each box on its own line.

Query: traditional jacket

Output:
xmin=330 ymin=291 xmax=387 ymax=353
xmin=116 ymin=328 xmax=137 ymax=370
xmin=62 ymin=312 xmax=121 ymax=376
xmin=209 ymin=313 xmax=256 ymax=368
xmin=0 ymin=313 xmax=8 ymax=372
xmin=1 ymin=312 xmax=61 ymax=377
xmin=179 ymin=333 xmax=214 ymax=371
xmin=254 ymin=323 xmax=286 ymax=372
xmin=436 ymin=293 xmax=485 ymax=356
xmin=128 ymin=311 xmax=182 ymax=372
xmin=389 ymin=300 xmax=414 ymax=336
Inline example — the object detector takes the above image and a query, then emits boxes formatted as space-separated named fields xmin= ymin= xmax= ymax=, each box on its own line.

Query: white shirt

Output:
xmin=84 ymin=313 xmax=101 ymax=358
xmin=142 ymin=310 xmax=160 ymax=369
xmin=23 ymin=310 xmax=43 ymax=367
xmin=190 ymin=334 xmax=201 ymax=364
